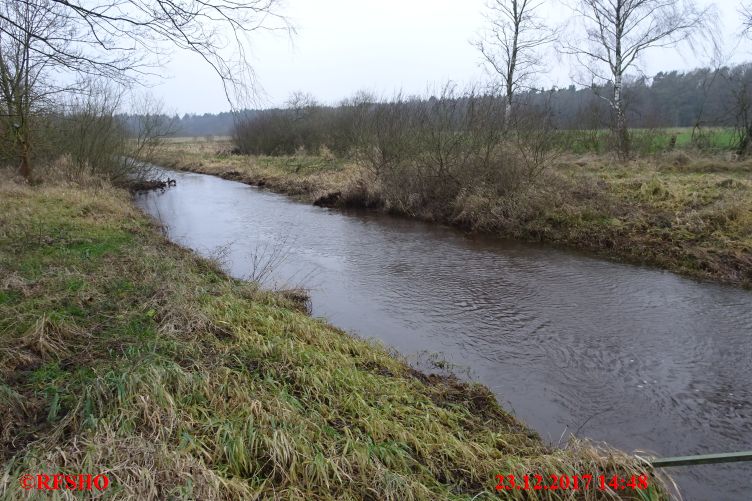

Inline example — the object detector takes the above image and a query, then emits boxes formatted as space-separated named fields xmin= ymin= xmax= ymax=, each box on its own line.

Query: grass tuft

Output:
xmin=0 ymin=173 xmax=669 ymax=499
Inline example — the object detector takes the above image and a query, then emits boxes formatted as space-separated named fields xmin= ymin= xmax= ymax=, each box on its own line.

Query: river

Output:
xmin=136 ymin=169 xmax=752 ymax=500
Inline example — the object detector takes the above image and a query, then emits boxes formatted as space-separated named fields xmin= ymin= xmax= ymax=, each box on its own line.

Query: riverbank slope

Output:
xmin=152 ymin=140 xmax=752 ymax=288
xmin=0 ymin=174 xmax=665 ymax=499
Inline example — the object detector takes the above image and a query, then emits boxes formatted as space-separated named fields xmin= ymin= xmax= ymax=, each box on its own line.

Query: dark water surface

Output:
xmin=136 ymin=170 xmax=752 ymax=500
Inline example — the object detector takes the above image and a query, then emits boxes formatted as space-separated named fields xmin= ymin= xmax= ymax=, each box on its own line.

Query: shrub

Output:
xmin=232 ymin=86 xmax=558 ymax=218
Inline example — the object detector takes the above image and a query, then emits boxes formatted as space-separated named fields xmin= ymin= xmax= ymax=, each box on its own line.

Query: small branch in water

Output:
xmin=129 ymin=177 xmax=177 ymax=193
xmin=573 ymin=408 xmax=613 ymax=438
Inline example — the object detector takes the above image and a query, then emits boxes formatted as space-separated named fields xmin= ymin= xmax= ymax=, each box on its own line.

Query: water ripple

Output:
xmin=137 ymin=169 xmax=752 ymax=500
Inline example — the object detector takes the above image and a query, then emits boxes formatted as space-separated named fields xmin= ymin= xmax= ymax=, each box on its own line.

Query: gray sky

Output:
xmin=148 ymin=0 xmax=752 ymax=114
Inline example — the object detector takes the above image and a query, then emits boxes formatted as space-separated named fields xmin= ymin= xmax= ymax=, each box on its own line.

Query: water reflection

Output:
xmin=137 ymin=170 xmax=752 ymax=500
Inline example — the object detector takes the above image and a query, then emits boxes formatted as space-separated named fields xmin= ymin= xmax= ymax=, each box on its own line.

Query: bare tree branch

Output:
xmin=0 ymin=0 xmax=289 ymax=179
xmin=3 ymin=1 xmax=290 ymax=107
xmin=742 ymin=2 xmax=752 ymax=36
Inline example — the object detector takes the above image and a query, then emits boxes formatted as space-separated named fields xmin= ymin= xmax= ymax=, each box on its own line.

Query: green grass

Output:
xmin=0 ymin=176 xmax=668 ymax=499
xmin=552 ymin=128 xmax=737 ymax=155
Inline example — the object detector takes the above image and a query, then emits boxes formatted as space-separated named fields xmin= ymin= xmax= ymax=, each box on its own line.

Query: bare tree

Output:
xmin=722 ymin=64 xmax=752 ymax=156
xmin=0 ymin=0 xmax=288 ymax=180
xmin=474 ymin=0 xmax=555 ymax=128
xmin=563 ymin=0 xmax=713 ymax=158
xmin=734 ymin=3 xmax=752 ymax=155
xmin=7 ymin=1 xmax=290 ymax=94
xmin=286 ymin=91 xmax=319 ymax=128
xmin=61 ymin=79 xmax=126 ymax=179
xmin=126 ymin=94 xmax=176 ymax=171
xmin=743 ymin=3 xmax=752 ymax=34
xmin=0 ymin=0 xmax=71 ymax=179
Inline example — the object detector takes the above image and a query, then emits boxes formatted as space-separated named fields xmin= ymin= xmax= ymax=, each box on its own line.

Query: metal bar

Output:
xmin=650 ymin=451 xmax=752 ymax=468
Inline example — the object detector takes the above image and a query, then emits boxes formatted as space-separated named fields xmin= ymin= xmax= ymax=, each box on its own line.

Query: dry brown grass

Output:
xmin=150 ymin=140 xmax=361 ymax=203
xmin=0 ymin=174 xmax=669 ymax=499
xmin=154 ymin=141 xmax=752 ymax=287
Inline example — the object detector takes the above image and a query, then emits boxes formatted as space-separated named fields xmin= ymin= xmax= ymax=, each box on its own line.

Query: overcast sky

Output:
xmin=147 ymin=0 xmax=752 ymax=114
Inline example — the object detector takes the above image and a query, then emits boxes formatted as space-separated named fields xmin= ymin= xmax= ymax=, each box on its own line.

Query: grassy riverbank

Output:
xmin=153 ymin=140 xmax=752 ymax=288
xmin=0 ymin=173 xmax=666 ymax=499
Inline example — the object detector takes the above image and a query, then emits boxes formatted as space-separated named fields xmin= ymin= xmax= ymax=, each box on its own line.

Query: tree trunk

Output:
xmin=738 ymin=124 xmax=752 ymax=156
xmin=613 ymin=72 xmax=629 ymax=159
xmin=503 ymin=94 xmax=513 ymax=132
xmin=18 ymin=136 xmax=31 ymax=181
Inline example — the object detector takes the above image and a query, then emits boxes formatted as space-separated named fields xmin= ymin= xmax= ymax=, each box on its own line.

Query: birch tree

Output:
xmin=563 ymin=0 xmax=712 ymax=157
xmin=474 ymin=0 xmax=555 ymax=128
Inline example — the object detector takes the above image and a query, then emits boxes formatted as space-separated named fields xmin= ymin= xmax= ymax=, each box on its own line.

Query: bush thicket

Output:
xmin=233 ymin=86 xmax=558 ymax=218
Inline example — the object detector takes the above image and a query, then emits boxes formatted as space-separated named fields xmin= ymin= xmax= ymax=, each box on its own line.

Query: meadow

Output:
xmin=551 ymin=128 xmax=738 ymax=155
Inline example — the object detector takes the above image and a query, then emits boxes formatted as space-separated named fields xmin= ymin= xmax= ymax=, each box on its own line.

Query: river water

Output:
xmin=136 ymin=169 xmax=752 ymax=500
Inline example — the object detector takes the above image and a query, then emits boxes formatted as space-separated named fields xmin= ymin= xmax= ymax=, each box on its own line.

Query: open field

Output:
xmin=553 ymin=128 xmax=738 ymax=155
xmin=0 ymin=172 xmax=668 ymax=499
xmin=163 ymin=136 xmax=233 ymax=144
xmin=152 ymin=139 xmax=752 ymax=288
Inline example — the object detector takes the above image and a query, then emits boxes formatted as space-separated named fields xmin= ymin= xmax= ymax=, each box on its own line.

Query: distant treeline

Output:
xmin=117 ymin=110 xmax=257 ymax=137
xmin=544 ymin=64 xmax=752 ymax=129
xmin=118 ymin=63 xmax=752 ymax=138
